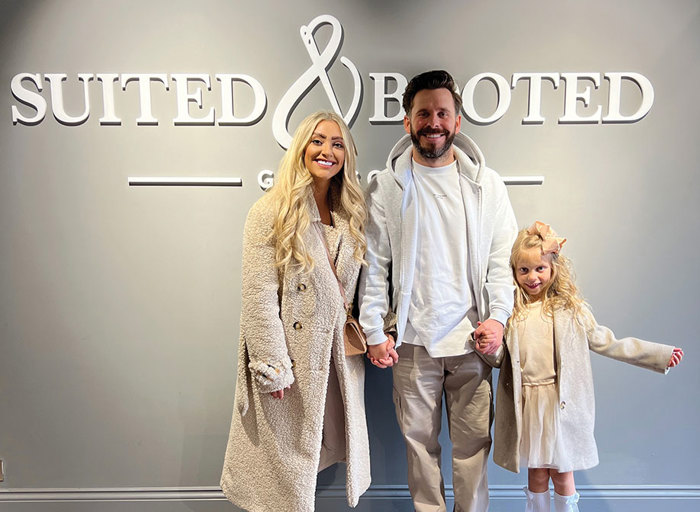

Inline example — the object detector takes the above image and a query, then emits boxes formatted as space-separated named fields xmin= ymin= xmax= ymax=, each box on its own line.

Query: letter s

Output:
xmin=11 ymin=73 xmax=47 ymax=125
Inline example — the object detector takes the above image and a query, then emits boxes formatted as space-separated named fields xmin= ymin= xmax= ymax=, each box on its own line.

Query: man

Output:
xmin=359 ymin=70 xmax=517 ymax=512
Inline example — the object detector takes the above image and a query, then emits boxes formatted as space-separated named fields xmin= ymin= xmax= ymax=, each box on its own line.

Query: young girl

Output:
xmin=492 ymin=221 xmax=683 ymax=512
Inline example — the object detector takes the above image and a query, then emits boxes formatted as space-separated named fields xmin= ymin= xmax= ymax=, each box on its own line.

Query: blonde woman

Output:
xmin=221 ymin=112 xmax=370 ymax=511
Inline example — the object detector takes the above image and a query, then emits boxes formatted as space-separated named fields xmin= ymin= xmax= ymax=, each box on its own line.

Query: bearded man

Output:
xmin=359 ymin=70 xmax=518 ymax=512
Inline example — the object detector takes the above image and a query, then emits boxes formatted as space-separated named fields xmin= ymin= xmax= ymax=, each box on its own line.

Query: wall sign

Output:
xmin=10 ymin=14 xmax=654 ymax=149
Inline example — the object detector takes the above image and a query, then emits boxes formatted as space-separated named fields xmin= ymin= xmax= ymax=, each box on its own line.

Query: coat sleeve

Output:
xmin=358 ymin=174 xmax=394 ymax=346
xmin=239 ymin=200 xmax=294 ymax=394
xmin=582 ymin=308 xmax=673 ymax=374
xmin=483 ymin=180 xmax=518 ymax=326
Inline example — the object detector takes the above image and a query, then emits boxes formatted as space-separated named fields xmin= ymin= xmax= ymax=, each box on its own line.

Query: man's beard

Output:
xmin=410 ymin=127 xmax=456 ymax=161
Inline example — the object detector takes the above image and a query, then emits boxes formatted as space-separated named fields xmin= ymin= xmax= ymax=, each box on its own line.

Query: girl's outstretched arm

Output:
xmin=581 ymin=306 xmax=674 ymax=374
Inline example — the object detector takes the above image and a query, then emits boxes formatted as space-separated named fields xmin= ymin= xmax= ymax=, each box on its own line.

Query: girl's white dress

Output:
xmin=515 ymin=302 xmax=570 ymax=470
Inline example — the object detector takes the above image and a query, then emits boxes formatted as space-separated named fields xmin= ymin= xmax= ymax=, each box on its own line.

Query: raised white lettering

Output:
xmin=45 ymin=73 xmax=93 ymax=125
xmin=462 ymin=73 xmax=511 ymax=125
xmin=559 ymin=72 xmax=602 ymax=124
xmin=121 ymin=74 xmax=169 ymax=125
xmin=368 ymin=72 xmax=408 ymax=123
xmin=603 ymin=72 xmax=654 ymax=123
xmin=258 ymin=169 xmax=274 ymax=191
xmin=172 ymin=74 xmax=215 ymax=126
xmin=97 ymin=73 xmax=121 ymax=125
xmin=9 ymin=70 xmax=655 ymax=130
xmin=216 ymin=74 xmax=267 ymax=126
xmin=512 ymin=73 xmax=560 ymax=125
xmin=11 ymin=73 xmax=47 ymax=125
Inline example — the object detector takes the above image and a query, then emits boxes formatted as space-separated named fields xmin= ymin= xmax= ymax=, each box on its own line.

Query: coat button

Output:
xmin=560 ymin=401 xmax=566 ymax=410
xmin=293 ymin=321 xmax=302 ymax=330
xmin=297 ymin=283 xmax=307 ymax=291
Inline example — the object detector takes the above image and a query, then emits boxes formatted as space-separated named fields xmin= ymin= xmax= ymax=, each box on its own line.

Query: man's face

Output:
xmin=404 ymin=88 xmax=461 ymax=167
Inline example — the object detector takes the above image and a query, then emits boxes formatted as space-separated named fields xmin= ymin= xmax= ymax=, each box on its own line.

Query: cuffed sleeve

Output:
xmin=248 ymin=355 xmax=295 ymax=393
xmin=472 ymin=342 xmax=505 ymax=368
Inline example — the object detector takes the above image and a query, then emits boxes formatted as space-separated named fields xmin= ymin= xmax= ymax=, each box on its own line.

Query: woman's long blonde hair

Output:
xmin=268 ymin=111 xmax=367 ymax=274
xmin=509 ymin=227 xmax=586 ymax=324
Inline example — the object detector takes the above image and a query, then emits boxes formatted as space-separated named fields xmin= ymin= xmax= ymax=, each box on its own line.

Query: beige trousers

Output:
xmin=392 ymin=344 xmax=493 ymax=512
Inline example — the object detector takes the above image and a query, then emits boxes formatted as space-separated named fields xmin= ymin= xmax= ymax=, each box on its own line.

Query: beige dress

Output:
xmin=515 ymin=302 xmax=567 ymax=470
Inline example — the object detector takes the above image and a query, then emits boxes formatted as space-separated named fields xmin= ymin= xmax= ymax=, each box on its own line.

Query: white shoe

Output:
xmin=553 ymin=491 xmax=580 ymax=512
xmin=524 ymin=486 xmax=550 ymax=512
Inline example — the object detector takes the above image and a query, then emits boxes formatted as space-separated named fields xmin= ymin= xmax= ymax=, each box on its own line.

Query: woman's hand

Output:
xmin=270 ymin=386 xmax=291 ymax=399
xmin=368 ymin=334 xmax=399 ymax=368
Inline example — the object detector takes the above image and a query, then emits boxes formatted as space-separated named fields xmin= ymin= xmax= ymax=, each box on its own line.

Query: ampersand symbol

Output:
xmin=272 ymin=14 xmax=362 ymax=149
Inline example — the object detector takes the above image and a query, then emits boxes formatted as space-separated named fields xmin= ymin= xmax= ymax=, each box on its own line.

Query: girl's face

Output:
xmin=515 ymin=247 xmax=553 ymax=301
xmin=304 ymin=120 xmax=345 ymax=186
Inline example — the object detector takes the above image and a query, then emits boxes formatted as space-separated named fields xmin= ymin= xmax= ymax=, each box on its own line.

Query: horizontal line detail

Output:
xmin=502 ymin=175 xmax=544 ymax=185
xmin=127 ymin=176 xmax=543 ymax=187
xmin=1 ymin=485 xmax=699 ymax=503
xmin=128 ymin=177 xmax=243 ymax=186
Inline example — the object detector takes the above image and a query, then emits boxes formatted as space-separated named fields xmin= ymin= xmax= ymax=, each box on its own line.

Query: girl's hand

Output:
xmin=270 ymin=386 xmax=291 ymax=399
xmin=668 ymin=347 xmax=684 ymax=368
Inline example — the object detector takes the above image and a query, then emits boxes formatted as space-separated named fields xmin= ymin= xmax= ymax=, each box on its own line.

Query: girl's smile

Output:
xmin=515 ymin=247 xmax=553 ymax=301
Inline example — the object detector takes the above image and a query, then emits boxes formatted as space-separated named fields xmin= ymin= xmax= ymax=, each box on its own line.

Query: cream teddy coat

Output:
xmin=221 ymin=192 xmax=371 ymax=511
xmin=493 ymin=306 xmax=673 ymax=473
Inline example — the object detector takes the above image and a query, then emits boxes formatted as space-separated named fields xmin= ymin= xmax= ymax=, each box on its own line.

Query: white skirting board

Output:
xmin=1 ymin=484 xmax=698 ymax=502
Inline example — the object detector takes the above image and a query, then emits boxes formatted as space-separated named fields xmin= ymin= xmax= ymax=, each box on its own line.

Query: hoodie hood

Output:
xmin=385 ymin=132 xmax=486 ymax=187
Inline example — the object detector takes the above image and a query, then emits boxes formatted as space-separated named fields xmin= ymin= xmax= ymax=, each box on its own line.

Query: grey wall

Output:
xmin=1 ymin=0 xmax=698 ymax=510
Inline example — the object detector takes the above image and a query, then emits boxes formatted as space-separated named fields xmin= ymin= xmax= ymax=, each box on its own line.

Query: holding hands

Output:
xmin=368 ymin=334 xmax=400 ymax=368
xmin=474 ymin=319 xmax=504 ymax=355
xmin=367 ymin=319 xmax=507 ymax=368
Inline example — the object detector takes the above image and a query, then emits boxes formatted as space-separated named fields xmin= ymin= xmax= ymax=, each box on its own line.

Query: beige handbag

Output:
xmin=343 ymin=313 xmax=368 ymax=356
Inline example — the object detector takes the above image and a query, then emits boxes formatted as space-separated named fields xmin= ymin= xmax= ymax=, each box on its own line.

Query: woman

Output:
xmin=220 ymin=112 xmax=370 ymax=511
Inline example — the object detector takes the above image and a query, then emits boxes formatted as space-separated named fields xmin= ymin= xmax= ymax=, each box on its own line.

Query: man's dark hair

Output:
xmin=402 ymin=70 xmax=463 ymax=116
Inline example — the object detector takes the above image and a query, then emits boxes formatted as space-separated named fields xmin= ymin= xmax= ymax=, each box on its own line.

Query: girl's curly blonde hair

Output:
xmin=509 ymin=226 xmax=587 ymax=325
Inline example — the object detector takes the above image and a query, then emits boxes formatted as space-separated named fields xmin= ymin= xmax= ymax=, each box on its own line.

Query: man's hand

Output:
xmin=474 ymin=319 xmax=504 ymax=355
xmin=367 ymin=334 xmax=399 ymax=368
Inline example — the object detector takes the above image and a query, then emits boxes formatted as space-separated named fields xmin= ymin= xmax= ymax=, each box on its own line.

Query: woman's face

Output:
xmin=304 ymin=120 xmax=346 ymax=186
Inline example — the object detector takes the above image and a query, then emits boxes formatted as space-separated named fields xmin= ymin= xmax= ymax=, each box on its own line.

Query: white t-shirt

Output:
xmin=403 ymin=159 xmax=478 ymax=357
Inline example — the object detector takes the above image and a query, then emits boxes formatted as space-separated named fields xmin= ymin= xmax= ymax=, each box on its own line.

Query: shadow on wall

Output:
xmin=0 ymin=0 xmax=40 ymax=61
